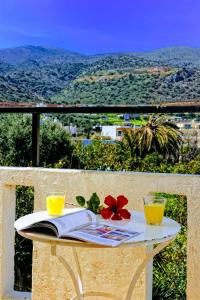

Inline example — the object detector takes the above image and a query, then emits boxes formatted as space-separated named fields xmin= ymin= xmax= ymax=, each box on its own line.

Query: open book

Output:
xmin=15 ymin=208 xmax=142 ymax=247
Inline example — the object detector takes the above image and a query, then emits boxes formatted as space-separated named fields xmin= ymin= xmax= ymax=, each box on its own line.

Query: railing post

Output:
xmin=32 ymin=113 xmax=40 ymax=167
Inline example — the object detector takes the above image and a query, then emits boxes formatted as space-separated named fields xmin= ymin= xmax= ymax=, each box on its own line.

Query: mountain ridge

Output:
xmin=0 ymin=45 xmax=200 ymax=104
xmin=0 ymin=45 xmax=85 ymax=66
xmin=134 ymin=46 xmax=200 ymax=67
xmin=1 ymin=45 xmax=200 ymax=67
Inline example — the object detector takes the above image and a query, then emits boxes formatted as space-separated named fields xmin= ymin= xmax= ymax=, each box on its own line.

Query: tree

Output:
xmin=0 ymin=114 xmax=75 ymax=167
xmin=122 ymin=128 xmax=139 ymax=159
xmin=75 ymin=140 xmax=121 ymax=170
xmin=135 ymin=115 xmax=182 ymax=160
xmin=40 ymin=120 xmax=74 ymax=167
xmin=0 ymin=114 xmax=32 ymax=166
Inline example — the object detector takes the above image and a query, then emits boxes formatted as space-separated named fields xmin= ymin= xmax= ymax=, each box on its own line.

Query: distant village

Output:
xmin=1 ymin=101 xmax=198 ymax=148
xmin=57 ymin=113 xmax=200 ymax=148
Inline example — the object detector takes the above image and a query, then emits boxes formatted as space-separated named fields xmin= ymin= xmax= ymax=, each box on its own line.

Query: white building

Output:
xmin=101 ymin=126 xmax=121 ymax=140
xmin=64 ymin=124 xmax=77 ymax=137
xmin=101 ymin=125 xmax=132 ymax=140
xmin=176 ymin=121 xmax=192 ymax=130
xmin=176 ymin=120 xmax=200 ymax=130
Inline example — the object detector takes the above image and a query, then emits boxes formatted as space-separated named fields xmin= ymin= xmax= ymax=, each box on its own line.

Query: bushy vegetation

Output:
xmin=137 ymin=46 xmax=200 ymax=68
xmin=0 ymin=114 xmax=76 ymax=167
xmin=55 ymin=67 xmax=200 ymax=105
xmin=15 ymin=186 xmax=34 ymax=291
xmin=153 ymin=193 xmax=187 ymax=300
xmin=1 ymin=46 xmax=200 ymax=104
xmin=0 ymin=62 xmax=86 ymax=102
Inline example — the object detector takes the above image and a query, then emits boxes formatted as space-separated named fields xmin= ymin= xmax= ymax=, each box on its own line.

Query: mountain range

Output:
xmin=0 ymin=45 xmax=200 ymax=104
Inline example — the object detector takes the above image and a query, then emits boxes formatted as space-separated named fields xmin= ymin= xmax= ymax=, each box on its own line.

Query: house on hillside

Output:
xmin=101 ymin=125 xmax=133 ymax=140
xmin=192 ymin=120 xmax=200 ymax=129
xmin=176 ymin=119 xmax=200 ymax=130
xmin=64 ymin=124 xmax=77 ymax=137
xmin=101 ymin=126 xmax=121 ymax=140
xmin=116 ymin=127 xmax=131 ymax=141
xmin=175 ymin=119 xmax=200 ymax=148
xmin=176 ymin=121 xmax=192 ymax=129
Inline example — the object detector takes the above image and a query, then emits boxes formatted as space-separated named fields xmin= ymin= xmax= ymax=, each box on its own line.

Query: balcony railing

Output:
xmin=0 ymin=103 xmax=200 ymax=166
xmin=0 ymin=167 xmax=199 ymax=299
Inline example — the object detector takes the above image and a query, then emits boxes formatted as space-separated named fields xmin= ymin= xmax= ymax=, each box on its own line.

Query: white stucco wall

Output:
xmin=0 ymin=167 xmax=199 ymax=299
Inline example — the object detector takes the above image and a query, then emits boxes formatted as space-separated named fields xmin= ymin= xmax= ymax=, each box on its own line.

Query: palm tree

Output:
xmin=119 ymin=128 xmax=142 ymax=170
xmin=135 ymin=115 xmax=183 ymax=160
xmin=121 ymin=128 xmax=139 ymax=159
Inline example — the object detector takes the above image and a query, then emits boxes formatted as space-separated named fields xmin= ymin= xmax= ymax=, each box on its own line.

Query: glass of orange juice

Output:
xmin=46 ymin=192 xmax=65 ymax=216
xmin=143 ymin=194 xmax=166 ymax=225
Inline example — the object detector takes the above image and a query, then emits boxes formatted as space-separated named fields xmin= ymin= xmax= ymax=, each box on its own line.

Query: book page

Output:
xmin=50 ymin=210 xmax=96 ymax=237
xmin=14 ymin=208 xmax=85 ymax=231
xmin=64 ymin=224 xmax=142 ymax=247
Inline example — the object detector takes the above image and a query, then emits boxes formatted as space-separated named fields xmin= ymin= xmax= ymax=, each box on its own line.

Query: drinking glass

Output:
xmin=46 ymin=192 xmax=65 ymax=216
xmin=143 ymin=194 xmax=166 ymax=225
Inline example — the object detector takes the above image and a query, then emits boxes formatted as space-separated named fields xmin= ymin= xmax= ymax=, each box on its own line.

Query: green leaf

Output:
xmin=86 ymin=192 xmax=100 ymax=214
xmin=90 ymin=192 xmax=101 ymax=205
xmin=76 ymin=196 xmax=85 ymax=207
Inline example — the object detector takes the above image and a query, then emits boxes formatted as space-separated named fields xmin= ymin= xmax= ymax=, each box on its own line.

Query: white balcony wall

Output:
xmin=0 ymin=167 xmax=199 ymax=299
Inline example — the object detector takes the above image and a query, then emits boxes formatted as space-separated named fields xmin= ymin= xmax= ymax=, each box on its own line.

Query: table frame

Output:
xmin=19 ymin=231 xmax=175 ymax=300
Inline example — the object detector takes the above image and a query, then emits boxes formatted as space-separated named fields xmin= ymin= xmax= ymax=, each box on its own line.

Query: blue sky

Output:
xmin=0 ymin=0 xmax=199 ymax=54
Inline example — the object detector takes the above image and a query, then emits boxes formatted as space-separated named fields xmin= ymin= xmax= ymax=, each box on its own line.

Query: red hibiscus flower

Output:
xmin=100 ymin=195 xmax=131 ymax=220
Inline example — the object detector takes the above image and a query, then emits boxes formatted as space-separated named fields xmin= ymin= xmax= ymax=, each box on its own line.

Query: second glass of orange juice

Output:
xmin=46 ymin=192 xmax=65 ymax=216
xmin=143 ymin=195 xmax=166 ymax=225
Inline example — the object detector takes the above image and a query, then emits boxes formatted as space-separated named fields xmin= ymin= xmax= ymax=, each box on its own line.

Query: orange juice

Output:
xmin=46 ymin=195 xmax=65 ymax=216
xmin=144 ymin=203 xmax=165 ymax=225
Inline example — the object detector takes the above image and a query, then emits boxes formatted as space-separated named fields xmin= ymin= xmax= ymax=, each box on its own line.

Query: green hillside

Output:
xmin=135 ymin=46 xmax=200 ymax=67
xmin=53 ymin=65 xmax=200 ymax=105
xmin=0 ymin=45 xmax=200 ymax=104
xmin=0 ymin=62 xmax=86 ymax=102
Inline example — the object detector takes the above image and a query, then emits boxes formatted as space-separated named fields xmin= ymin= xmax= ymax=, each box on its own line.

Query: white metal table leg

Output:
xmin=51 ymin=244 xmax=122 ymax=300
xmin=51 ymin=244 xmax=83 ymax=300
xmin=72 ymin=247 xmax=84 ymax=294
xmin=51 ymin=239 xmax=174 ymax=300
xmin=125 ymin=239 xmax=174 ymax=300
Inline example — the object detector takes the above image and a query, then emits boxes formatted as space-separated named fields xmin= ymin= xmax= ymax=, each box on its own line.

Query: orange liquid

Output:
xmin=144 ymin=203 xmax=165 ymax=225
xmin=46 ymin=196 xmax=65 ymax=216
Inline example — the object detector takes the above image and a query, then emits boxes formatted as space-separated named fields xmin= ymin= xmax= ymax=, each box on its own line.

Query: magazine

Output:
xmin=14 ymin=208 xmax=142 ymax=247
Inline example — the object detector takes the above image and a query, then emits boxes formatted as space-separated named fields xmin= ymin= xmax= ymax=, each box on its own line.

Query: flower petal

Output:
xmin=111 ymin=213 xmax=122 ymax=220
xmin=104 ymin=195 xmax=117 ymax=207
xmin=100 ymin=208 xmax=113 ymax=219
xmin=117 ymin=195 xmax=128 ymax=208
xmin=118 ymin=209 xmax=131 ymax=219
